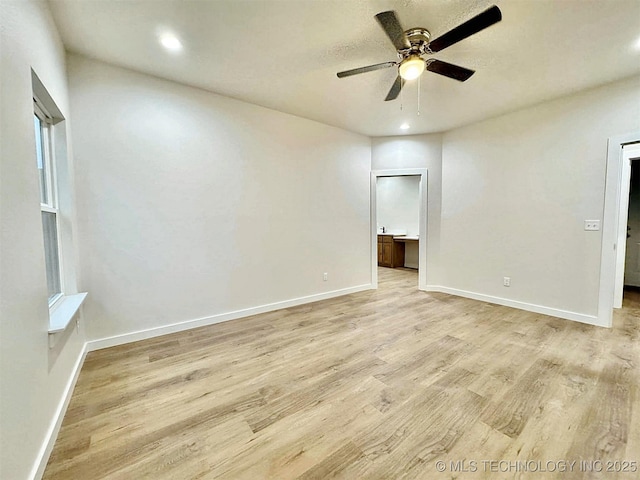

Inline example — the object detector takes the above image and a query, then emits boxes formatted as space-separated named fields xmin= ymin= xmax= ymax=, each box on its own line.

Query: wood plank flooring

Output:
xmin=44 ymin=269 xmax=640 ymax=479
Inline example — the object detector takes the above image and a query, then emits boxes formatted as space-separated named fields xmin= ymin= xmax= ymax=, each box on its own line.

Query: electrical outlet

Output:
xmin=323 ymin=272 xmax=328 ymax=281
xmin=584 ymin=220 xmax=600 ymax=231
xmin=503 ymin=277 xmax=511 ymax=287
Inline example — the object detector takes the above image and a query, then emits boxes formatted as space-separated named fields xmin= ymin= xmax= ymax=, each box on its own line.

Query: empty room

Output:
xmin=2 ymin=0 xmax=640 ymax=478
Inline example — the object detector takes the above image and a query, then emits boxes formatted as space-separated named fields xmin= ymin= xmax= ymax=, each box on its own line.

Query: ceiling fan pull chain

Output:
xmin=417 ymin=74 xmax=421 ymax=116
xmin=400 ymin=78 xmax=404 ymax=110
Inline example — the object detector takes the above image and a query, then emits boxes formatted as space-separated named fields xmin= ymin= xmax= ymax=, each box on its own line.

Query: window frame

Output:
xmin=34 ymin=96 xmax=64 ymax=308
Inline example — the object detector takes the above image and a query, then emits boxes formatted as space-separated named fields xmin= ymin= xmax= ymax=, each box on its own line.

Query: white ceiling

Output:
xmin=49 ymin=0 xmax=640 ymax=137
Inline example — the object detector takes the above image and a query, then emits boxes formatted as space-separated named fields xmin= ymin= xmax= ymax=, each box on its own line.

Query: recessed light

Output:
xmin=635 ymin=35 xmax=640 ymax=51
xmin=400 ymin=123 xmax=410 ymax=130
xmin=160 ymin=32 xmax=182 ymax=52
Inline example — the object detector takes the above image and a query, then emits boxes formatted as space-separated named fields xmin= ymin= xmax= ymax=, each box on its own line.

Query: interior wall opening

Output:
xmin=376 ymin=175 xmax=420 ymax=288
xmin=613 ymin=142 xmax=640 ymax=310
xmin=623 ymin=157 xmax=640 ymax=303
xmin=371 ymin=169 xmax=428 ymax=292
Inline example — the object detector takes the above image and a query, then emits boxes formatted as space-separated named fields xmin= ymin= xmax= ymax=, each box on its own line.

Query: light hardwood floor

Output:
xmin=44 ymin=269 xmax=640 ymax=479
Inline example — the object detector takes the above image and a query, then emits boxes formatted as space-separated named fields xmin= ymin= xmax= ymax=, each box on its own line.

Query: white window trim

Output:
xmin=48 ymin=293 xmax=88 ymax=334
xmin=35 ymin=97 xmax=65 ymax=308
xmin=35 ymin=100 xmax=56 ymax=207
xmin=33 ymin=71 xmax=88 ymax=338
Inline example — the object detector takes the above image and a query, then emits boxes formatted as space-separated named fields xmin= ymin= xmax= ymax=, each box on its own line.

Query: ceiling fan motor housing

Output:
xmin=401 ymin=28 xmax=431 ymax=58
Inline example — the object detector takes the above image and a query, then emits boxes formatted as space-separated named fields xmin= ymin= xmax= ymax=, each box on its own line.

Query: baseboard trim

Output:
xmin=31 ymin=342 xmax=87 ymax=480
xmin=425 ymin=285 xmax=603 ymax=327
xmin=87 ymin=284 xmax=374 ymax=351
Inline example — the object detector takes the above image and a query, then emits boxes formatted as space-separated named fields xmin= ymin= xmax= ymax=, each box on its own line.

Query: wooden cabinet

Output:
xmin=377 ymin=235 xmax=405 ymax=268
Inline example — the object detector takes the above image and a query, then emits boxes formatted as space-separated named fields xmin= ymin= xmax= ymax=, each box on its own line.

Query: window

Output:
xmin=32 ymin=70 xmax=87 ymax=335
xmin=34 ymin=97 xmax=62 ymax=305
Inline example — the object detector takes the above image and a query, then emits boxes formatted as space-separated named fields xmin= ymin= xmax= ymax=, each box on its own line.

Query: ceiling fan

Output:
xmin=336 ymin=5 xmax=502 ymax=101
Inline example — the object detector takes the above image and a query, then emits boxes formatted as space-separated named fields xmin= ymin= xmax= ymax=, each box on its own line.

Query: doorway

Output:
xmin=614 ymin=143 xmax=640 ymax=306
xmin=370 ymin=169 xmax=428 ymax=291
xmin=624 ymin=160 xmax=640 ymax=289
xmin=599 ymin=134 xmax=640 ymax=327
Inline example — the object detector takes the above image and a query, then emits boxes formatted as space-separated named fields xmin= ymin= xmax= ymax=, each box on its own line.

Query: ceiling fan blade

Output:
xmin=427 ymin=5 xmax=502 ymax=53
xmin=384 ymin=75 xmax=404 ymax=101
xmin=375 ymin=11 xmax=410 ymax=51
xmin=426 ymin=59 xmax=475 ymax=82
xmin=336 ymin=61 xmax=397 ymax=78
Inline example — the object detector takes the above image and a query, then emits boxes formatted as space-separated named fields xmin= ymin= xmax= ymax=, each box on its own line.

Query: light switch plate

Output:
xmin=584 ymin=220 xmax=600 ymax=231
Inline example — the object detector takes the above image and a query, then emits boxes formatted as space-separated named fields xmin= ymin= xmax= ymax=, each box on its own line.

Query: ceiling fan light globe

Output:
xmin=399 ymin=56 xmax=425 ymax=80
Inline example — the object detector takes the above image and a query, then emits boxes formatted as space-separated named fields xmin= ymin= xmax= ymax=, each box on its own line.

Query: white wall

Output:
xmin=372 ymin=134 xmax=442 ymax=281
xmin=439 ymin=76 xmax=640 ymax=319
xmin=376 ymin=176 xmax=420 ymax=236
xmin=0 ymin=1 xmax=86 ymax=479
xmin=67 ymin=55 xmax=372 ymax=342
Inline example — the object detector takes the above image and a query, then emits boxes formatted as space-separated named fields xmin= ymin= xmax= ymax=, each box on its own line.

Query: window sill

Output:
xmin=48 ymin=292 xmax=88 ymax=334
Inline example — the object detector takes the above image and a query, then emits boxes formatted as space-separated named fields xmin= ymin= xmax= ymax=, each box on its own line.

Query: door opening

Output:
xmin=371 ymin=169 xmax=428 ymax=291
xmin=625 ymin=161 xmax=640 ymax=289
xmin=614 ymin=144 xmax=640 ymax=307
xmin=598 ymin=133 xmax=640 ymax=327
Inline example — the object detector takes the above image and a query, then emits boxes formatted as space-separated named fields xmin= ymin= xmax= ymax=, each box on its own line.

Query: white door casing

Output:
xmin=598 ymin=133 xmax=640 ymax=326
xmin=611 ymin=140 xmax=640 ymax=309
xmin=370 ymin=169 xmax=428 ymax=291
